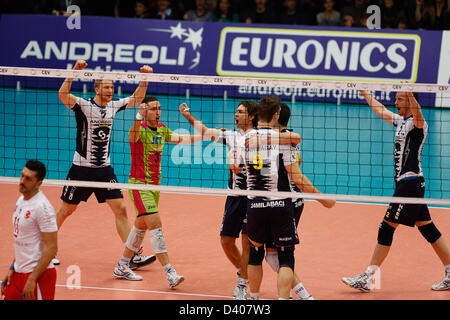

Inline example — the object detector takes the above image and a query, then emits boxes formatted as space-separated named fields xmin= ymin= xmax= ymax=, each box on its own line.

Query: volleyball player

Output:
xmin=341 ymin=90 xmax=450 ymax=292
xmin=179 ymin=101 xmax=301 ymax=299
xmin=1 ymin=160 xmax=57 ymax=300
xmin=232 ymin=95 xmax=335 ymax=300
xmin=113 ymin=97 xmax=205 ymax=288
xmin=179 ymin=101 xmax=257 ymax=299
xmin=54 ymin=59 xmax=155 ymax=269
xmin=240 ymin=100 xmax=335 ymax=300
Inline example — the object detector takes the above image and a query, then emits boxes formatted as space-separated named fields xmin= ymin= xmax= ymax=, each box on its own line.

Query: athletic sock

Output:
xmin=293 ymin=282 xmax=311 ymax=299
xmin=163 ymin=263 xmax=173 ymax=273
xmin=237 ymin=277 xmax=249 ymax=287
xmin=445 ymin=264 xmax=450 ymax=275
xmin=119 ymin=256 xmax=131 ymax=266
xmin=366 ymin=265 xmax=379 ymax=276
xmin=249 ymin=292 xmax=259 ymax=300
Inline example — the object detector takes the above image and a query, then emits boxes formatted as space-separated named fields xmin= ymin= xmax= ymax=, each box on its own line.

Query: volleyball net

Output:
xmin=0 ymin=66 xmax=449 ymax=206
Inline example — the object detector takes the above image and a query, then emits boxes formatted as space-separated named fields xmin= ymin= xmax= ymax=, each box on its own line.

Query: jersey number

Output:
xmin=252 ymin=153 xmax=263 ymax=170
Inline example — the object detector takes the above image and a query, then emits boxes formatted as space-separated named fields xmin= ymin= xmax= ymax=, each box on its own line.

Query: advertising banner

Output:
xmin=0 ymin=14 xmax=445 ymax=105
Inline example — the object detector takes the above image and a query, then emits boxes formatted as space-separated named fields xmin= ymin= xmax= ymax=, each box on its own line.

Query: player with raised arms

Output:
xmin=54 ymin=59 xmax=155 ymax=269
xmin=113 ymin=97 xmax=206 ymax=288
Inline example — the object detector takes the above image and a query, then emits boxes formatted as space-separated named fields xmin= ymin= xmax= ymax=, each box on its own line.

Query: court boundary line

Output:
xmin=56 ymin=284 xmax=236 ymax=300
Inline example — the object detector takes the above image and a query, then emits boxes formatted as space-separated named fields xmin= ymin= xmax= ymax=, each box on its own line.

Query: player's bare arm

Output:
xmin=178 ymin=103 xmax=222 ymax=141
xmin=360 ymin=89 xmax=395 ymax=125
xmin=227 ymin=149 xmax=242 ymax=174
xmin=407 ymin=92 xmax=425 ymax=128
xmin=285 ymin=162 xmax=335 ymax=208
xmin=129 ymin=103 xmax=148 ymax=144
xmin=126 ymin=65 xmax=153 ymax=109
xmin=245 ymin=131 xmax=301 ymax=148
xmin=22 ymin=231 xmax=57 ymax=300
xmin=0 ymin=260 xmax=15 ymax=298
xmin=167 ymin=132 xmax=204 ymax=144
xmin=58 ymin=59 xmax=87 ymax=109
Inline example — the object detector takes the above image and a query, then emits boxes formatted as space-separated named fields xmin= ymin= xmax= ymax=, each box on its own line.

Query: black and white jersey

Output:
xmin=237 ymin=128 xmax=297 ymax=200
xmin=279 ymin=129 xmax=304 ymax=206
xmin=71 ymin=97 xmax=129 ymax=168
xmin=216 ymin=129 xmax=247 ymax=191
xmin=392 ymin=114 xmax=428 ymax=182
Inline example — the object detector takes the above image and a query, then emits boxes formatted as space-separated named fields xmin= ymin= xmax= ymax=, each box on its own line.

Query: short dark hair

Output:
xmin=278 ymin=103 xmax=291 ymax=127
xmin=258 ymin=95 xmax=280 ymax=123
xmin=142 ymin=96 xmax=159 ymax=104
xmin=238 ymin=100 xmax=259 ymax=127
xmin=25 ymin=160 xmax=46 ymax=181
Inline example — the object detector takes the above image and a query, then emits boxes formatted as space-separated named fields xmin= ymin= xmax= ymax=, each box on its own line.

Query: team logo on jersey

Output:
xmin=25 ymin=211 xmax=31 ymax=219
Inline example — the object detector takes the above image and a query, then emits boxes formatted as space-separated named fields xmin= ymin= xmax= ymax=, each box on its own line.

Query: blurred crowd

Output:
xmin=1 ymin=0 xmax=449 ymax=30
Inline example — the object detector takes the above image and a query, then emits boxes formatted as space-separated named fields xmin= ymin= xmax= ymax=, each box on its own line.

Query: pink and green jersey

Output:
xmin=129 ymin=121 xmax=173 ymax=185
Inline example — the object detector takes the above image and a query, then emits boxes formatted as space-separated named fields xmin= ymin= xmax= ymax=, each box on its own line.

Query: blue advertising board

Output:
xmin=0 ymin=14 xmax=445 ymax=104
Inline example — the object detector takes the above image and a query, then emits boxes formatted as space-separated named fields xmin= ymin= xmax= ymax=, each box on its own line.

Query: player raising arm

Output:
xmin=113 ymin=96 xmax=205 ymax=288
xmin=53 ymin=59 xmax=156 ymax=269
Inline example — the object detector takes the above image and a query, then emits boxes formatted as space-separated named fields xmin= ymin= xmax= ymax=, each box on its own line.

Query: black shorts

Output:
xmin=266 ymin=200 xmax=304 ymax=249
xmin=293 ymin=200 xmax=304 ymax=227
xmin=246 ymin=198 xmax=299 ymax=247
xmin=60 ymin=164 xmax=123 ymax=205
xmin=220 ymin=196 xmax=247 ymax=237
xmin=384 ymin=176 xmax=431 ymax=227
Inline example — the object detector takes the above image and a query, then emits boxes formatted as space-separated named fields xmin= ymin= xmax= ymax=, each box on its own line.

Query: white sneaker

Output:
xmin=52 ymin=257 xmax=60 ymax=266
xmin=342 ymin=272 xmax=371 ymax=292
xmin=299 ymin=295 xmax=316 ymax=300
xmin=129 ymin=254 xmax=156 ymax=271
xmin=431 ymin=273 xmax=450 ymax=291
xmin=166 ymin=268 xmax=184 ymax=289
xmin=234 ymin=284 xmax=248 ymax=300
xmin=233 ymin=278 xmax=249 ymax=299
xmin=113 ymin=264 xmax=143 ymax=281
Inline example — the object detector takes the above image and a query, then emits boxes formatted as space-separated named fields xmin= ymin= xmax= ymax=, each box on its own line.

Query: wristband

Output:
xmin=9 ymin=266 xmax=14 ymax=271
xmin=1 ymin=281 xmax=5 ymax=287
xmin=136 ymin=112 xmax=143 ymax=121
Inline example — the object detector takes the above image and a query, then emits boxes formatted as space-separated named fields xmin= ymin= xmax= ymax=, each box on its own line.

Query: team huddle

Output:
xmin=2 ymin=60 xmax=449 ymax=300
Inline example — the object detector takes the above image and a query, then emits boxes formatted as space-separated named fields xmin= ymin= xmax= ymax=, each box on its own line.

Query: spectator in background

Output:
xmin=50 ymin=0 xmax=87 ymax=16
xmin=298 ymin=0 xmax=322 ymax=25
xmin=214 ymin=0 xmax=239 ymax=22
xmin=341 ymin=7 xmax=356 ymax=27
xmin=443 ymin=0 xmax=450 ymax=29
xmin=397 ymin=18 xmax=408 ymax=29
xmin=242 ymin=0 xmax=278 ymax=24
xmin=316 ymin=0 xmax=341 ymax=26
xmin=433 ymin=0 xmax=448 ymax=29
xmin=184 ymin=0 xmax=215 ymax=22
xmin=151 ymin=0 xmax=180 ymax=19
xmin=381 ymin=0 xmax=405 ymax=29
xmin=134 ymin=0 xmax=152 ymax=18
xmin=349 ymin=0 xmax=368 ymax=26
xmin=406 ymin=0 xmax=436 ymax=29
xmin=115 ymin=0 xmax=136 ymax=17
xmin=279 ymin=0 xmax=309 ymax=25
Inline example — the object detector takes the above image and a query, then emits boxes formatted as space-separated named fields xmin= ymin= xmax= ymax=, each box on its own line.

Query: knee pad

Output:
xmin=265 ymin=251 xmax=279 ymax=272
xmin=418 ymin=222 xmax=441 ymax=243
xmin=248 ymin=245 xmax=265 ymax=266
xmin=125 ymin=226 xmax=146 ymax=252
xmin=277 ymin=246 xmax=295 ymax=271
xmin=149 ymin=228 xmax=167 ymax=254
xmin=377 ymin=221 xmax=396 ymax=246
